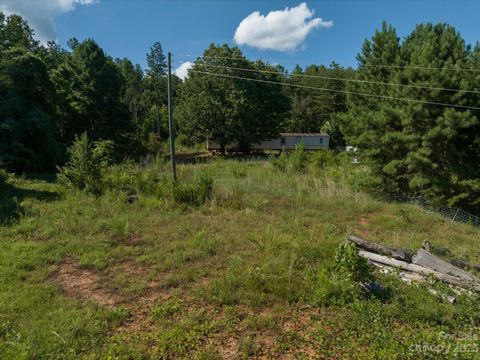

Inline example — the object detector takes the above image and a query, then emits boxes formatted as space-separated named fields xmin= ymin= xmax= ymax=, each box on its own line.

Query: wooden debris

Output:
xmin=347 ymin=235 xmax=412 ymax=262
xmin=348 ymin=235 xmax=480 ymax=294
xmin=421 ymin=240 xmax=431 ymax=252
xmin=449 ymin=258 xmax=480 ymax=272
xmin=412 ymin=249 xmax=478 ymax=282
xmin=358 ymin=250 xmax=480 ymax=292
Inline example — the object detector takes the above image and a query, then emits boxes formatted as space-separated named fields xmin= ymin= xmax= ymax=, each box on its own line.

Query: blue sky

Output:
xmin=2 ymin=0 xmax=480 ymax=75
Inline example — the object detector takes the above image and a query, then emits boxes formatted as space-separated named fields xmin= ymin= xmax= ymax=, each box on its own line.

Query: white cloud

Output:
xmin=0 ymin=0 xmax=97 ymax=43
xmin=174 ymin=62 xmax=193 ymax=80
xmin=234 ymin=2 xmax=332 ymax=52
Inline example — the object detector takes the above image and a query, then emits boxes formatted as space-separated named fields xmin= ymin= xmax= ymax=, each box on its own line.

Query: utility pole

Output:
xmin=167 ymin=52 xmax=177 ymax=181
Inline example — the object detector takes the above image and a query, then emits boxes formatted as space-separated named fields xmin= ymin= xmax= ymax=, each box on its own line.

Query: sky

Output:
xmin=1 ymin=0 xmax=480 ymax=78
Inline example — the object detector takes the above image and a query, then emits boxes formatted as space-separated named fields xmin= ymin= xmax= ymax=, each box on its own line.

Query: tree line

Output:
xmin=1 ymin=12 xmax=479 ymax=212
xmin=0 ymin=12 xmax=180 ymax=173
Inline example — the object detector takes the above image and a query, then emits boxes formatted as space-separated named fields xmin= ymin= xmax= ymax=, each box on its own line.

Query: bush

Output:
xmin=271 ymin=151 xmax=288 ymax=172
xmin=310 ymin=150 xmax=342 ymax=169
xmin=332 ymin=242 xmax=373 ymax=283
xmin=172 ymin=175 xmax=213 ymax=206
xmin=289 ymin=143 xmax=309 ymax=173
xmin=271 ymin=143 xmax=309 ymax=174
xmin=103 ymin=160 xmax=169 ymax=197
xmin=311 ymin=242 xmax=373 ymax=306
xmin=57 ymin=133 xmax=114 ymax=194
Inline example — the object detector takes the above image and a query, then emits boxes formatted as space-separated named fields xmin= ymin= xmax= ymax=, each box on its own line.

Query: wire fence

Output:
xmin=370 ymin=192 xmax=480 ymax=229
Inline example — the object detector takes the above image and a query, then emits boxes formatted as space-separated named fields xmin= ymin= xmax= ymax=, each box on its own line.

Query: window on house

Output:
xmin=319 ymin=138 xmax=323 ymax=144
xmin=280 ymin=137 xmax=286 ymax=145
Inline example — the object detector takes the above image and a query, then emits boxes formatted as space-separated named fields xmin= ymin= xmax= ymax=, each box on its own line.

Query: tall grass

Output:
xmin=1 ymin=154 xmax=480 ymax=358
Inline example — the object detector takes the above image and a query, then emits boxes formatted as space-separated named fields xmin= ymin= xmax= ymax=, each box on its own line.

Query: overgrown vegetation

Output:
xmin=57 ymin=133 xmax=113 ymax=194
xmin=1 ymin=8 xmax=480 ymax=359
xmin=2 ymin=12 xmax=478 ymax=211
xmin=1 ymin=157 xmax=479 ymax=358
xmin=339 ymin=22 xmax=480 ymax=212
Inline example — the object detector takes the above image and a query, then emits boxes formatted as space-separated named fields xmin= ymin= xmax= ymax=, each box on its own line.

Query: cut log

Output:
xmin=358 ymin=250 xmax=480 ymax=292
xmin=412 ymin=249 xmax=478 ymax=282
xmin=348 ymin=235 xmax=413 ymax=262
xmin=449 ymin=258 xmax=480 ymax=273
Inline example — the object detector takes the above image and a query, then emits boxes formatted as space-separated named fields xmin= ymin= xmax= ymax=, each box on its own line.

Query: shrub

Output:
xmin=172 ymin=175 xmax=213 ymax=206
xmin=310 ymin=150 xmax=342 ymax=169
xmin=332 ymin=242 xmax=373 ymax=283
xmin=289 ymin=143 xmax=309 ymax=173
xmin=271 ymin=143 xmax=309 ymax=174
xmin=311 ymin=269 xmax=362 ymax=306
xmin=271 ymin=150 xmax=288 ymax=172
xmin=311 ymin=242 xmax=374 ymax=306
xmin=103 ymin=161 xmax=169 ymax=197
xmin=57 ymin=133 xmax=114 ymax=194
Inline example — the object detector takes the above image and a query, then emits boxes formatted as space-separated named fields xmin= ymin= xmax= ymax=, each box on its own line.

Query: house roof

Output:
xmin=279 ymin=133 xmax=329 ymax=137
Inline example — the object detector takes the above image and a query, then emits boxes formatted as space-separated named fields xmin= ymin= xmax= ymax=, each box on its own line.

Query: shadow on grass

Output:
xmin=0 ymin=182 xmax=60 ymax=224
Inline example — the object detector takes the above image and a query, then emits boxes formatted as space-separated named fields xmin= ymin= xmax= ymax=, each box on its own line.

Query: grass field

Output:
xmin=1 ymin=156 xmax=480 ymax=359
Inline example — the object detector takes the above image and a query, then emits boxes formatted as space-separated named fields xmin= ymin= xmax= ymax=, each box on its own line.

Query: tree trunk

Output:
xmin=348 ymin=235 xmax=412 ymax=262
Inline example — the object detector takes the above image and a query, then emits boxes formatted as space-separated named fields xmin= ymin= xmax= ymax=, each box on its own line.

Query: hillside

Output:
xmin=1 ymin=157 xmax=479 ymax=359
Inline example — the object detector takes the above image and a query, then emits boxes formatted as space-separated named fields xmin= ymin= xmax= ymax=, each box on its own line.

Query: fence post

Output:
xmin=451 ymin=208 xmax=460 ymax=224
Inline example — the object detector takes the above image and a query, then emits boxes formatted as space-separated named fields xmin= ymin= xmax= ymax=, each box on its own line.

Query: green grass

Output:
xmin=1 ymin=158 xmax=479 ymax=359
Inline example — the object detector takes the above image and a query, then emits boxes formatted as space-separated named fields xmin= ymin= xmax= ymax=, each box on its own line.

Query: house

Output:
xmin=207 ymin=133 xmax=330 ymax=152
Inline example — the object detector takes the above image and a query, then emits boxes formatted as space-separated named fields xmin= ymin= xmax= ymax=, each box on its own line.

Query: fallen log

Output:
xmin=358 ymin=250 xmax=480 ymax=292
xmin=348 ymin=235 xmax=413 ymax=262
xmin=449 ymin=258 xmax=480 ymax=273
xmin=412 ymin=249 xmax=478 ymax=282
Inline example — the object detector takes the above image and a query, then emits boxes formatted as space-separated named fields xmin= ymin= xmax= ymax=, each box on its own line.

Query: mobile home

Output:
xmin=207 ymin=133 xmax=330 ymax=152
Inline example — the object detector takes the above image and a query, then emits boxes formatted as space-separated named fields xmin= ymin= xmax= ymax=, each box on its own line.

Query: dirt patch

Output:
xmin=217 ymin=336 xmax=239 ymax=360
xmin=123 ymin=235 xmax=143 ymax=247
xmin=358 ymin=217 xmax=370 ymax=226
xmin=51 ymin=259 xmax=120 ymax=307
xmin=355 ymin=214 xmax=376 ymax=237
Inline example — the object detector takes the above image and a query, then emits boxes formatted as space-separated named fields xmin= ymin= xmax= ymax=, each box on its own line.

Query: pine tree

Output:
xmin=52 ymin=39 xmax=134 ymax=154
xmin=340 ymin=22 xmax=480 ymax=212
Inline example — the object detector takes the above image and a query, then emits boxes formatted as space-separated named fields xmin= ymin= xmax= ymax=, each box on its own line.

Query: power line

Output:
xmin=362 ymin=63 xmax=480 ymax=73
xmin=177 ymin=54 xmax=480 ymax=73
xmin=190 ymin=70 xmax=480 ymax=111
xmin=193 ymin=63 xmax=480 ymax=95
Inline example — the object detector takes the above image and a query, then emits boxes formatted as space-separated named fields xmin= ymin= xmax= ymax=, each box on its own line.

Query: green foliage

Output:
xmin=151 ymin=297 xmax=181 ymax=320
xmin=311 ymin=243 xmax=373 ymax=306
xmin=172 ymin=174 xmax=213 ymax=206
xmin=176 ymin=44 xmax=290 ymax=150
xmin=0 ymin=46 xmax=59 ymax=173
xmin=271 ymin=144 xmax=310 ymax=174
xmin=102 ymin=159 xmax=169 ymax=197
xmin=271 ymin=150 xmax=289 ymax=172
xmin=57 ymin=133 xmax=113 ymax=194
xmin=283 ymin=62 xmax=351 ymax=143
xmin=0 ymin=14 xmax=39 ymax=52
xmin=1 ymin=159 xmax=480 ymax=358
xmin=332 ymin=242 xmax=373 ymax=283
xmin=310 ymin=149 xmax=342 ymax=169
xmin=146 ymin=41 xmax=167 ymax=77
xmin=289 ymin=143 xmax=309 ymax=173
xmin=340 ymin=22 xmax=480 ymax=212
xmin=52 ymin=38 xmax=135 ymax=153
xmin=311 ymin=269 xmax=363 ymax=306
